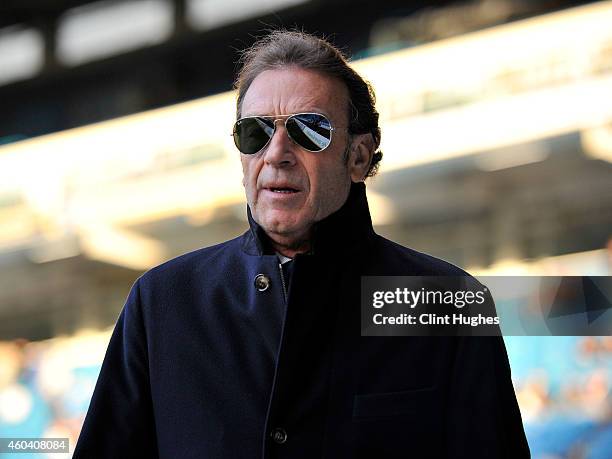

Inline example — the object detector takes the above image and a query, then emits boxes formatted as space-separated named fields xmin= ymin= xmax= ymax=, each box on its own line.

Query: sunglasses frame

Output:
xmin=232 ymin=112 xmax=344 ymax=155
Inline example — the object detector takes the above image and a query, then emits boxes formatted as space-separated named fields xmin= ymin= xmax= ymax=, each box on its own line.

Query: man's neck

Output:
xmin=266 ymin=230 xmax=312 ymax=258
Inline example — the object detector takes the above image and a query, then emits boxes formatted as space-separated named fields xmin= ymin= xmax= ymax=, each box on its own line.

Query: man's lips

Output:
xmin=261 ymin=184 xmax=302 ymax=194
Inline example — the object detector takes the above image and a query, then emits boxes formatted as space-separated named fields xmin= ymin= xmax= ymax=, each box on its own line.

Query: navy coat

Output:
xmin=74 ymin=182 xmax=530 ymax=458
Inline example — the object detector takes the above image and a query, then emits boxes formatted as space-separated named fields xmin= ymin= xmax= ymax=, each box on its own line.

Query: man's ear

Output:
xmin=348 ymin=133 xmax=375 ymax=182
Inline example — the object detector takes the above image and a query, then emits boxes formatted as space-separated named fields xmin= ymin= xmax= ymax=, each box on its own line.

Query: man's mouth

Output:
xmin=264 ymin=185 xmax=301 ymax=194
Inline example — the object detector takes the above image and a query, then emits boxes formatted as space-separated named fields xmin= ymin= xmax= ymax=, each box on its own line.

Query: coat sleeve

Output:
xmin=445 ymin=290 xmax=531 ymax=458
xmin=74 ymin=278 xmax=159 ymax=458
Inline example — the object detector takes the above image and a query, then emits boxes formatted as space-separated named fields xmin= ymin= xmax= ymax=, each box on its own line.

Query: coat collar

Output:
xmin=241 ymin=181 xmax=376 ymax=257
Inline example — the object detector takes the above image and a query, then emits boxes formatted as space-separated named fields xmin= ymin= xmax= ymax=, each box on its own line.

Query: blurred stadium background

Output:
xmin=1 ymin=0 xmax=612 ymax=457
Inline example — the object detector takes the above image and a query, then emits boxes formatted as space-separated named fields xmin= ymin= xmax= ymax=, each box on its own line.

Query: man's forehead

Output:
xmin=240 ymin=68 xmax=348 ymax=119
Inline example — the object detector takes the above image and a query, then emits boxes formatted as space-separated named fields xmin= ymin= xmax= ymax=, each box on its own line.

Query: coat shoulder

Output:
xmin=371 ymin=234 xmax=471 ymax=277
xmin=138 ymin=233 xmax=245 ymax=286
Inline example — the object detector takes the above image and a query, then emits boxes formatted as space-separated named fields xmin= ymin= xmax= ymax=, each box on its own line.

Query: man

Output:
xmin=75 ymin=31 xmax=530 ymax=458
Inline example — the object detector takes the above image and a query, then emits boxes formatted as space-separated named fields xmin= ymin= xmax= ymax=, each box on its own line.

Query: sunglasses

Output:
xmin=232 ymin=112 xmax=342 ymax=155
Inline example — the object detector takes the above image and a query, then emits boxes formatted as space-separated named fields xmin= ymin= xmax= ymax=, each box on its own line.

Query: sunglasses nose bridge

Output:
xmin=269 ymin=117 xmax=292 ymax=142
xmin=262 ymin=117 xmax=297 ymax=162
xmin=272 ymin=117 xmax=291 ymax=133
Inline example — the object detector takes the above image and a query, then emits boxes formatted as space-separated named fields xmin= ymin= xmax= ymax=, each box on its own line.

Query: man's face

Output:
xmin=239 ymin=67 xmax=353 ymax=243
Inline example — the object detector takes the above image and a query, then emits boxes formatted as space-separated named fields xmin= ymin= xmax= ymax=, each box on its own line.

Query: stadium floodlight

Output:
xmin=0 ymin=25 xmax=44 ymax=86
xmin=57 ymin=0 xmax=174 ymax=66
xmin=187 ymin=0 xmax=308 ymax=30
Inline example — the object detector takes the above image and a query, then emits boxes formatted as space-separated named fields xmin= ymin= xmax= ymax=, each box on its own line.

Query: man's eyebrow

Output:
xmin=241 ymin=108 xmax=333 ymax=118
xmin=241 ymin=112 xmax=272 ymax=118
xmin=298 ymin=107 xmax=331 ymax=117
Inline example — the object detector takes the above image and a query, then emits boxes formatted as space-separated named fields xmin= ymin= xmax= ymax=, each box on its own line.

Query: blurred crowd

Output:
xmin=0 ymin=333 xmax=108 ymax=459
xmin=507 ymin=336 xmax=612 ymax=458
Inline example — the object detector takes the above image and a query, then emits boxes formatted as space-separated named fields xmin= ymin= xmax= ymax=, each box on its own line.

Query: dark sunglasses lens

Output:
xmin=234 ymin=117 xmax=275 ymax=154
xmin=286 ymin=114 xmax=332 ymax=151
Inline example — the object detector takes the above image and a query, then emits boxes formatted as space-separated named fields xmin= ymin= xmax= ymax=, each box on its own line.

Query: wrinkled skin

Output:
xmin=239 ymin=67 xmax=374 ymax=257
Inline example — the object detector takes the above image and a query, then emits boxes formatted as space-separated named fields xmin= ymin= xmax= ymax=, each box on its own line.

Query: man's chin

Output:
xmin=258 ymin=214 xmax=311 ymax=242
xmin=261 ymin=220 xmax=300 ymax=237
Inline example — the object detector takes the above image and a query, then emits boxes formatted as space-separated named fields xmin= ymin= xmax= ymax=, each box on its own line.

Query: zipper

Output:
xmin=278 ymin=262 xmax=288 ymax=303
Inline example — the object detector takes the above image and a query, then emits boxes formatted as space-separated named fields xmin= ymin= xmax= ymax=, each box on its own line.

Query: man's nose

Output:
xmin=263 ymin=120 xmax=297 ymax=167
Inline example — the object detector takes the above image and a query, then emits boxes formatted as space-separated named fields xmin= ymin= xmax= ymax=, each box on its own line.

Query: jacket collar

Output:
xmin=241 ymin=181 xmax=375 ymax=257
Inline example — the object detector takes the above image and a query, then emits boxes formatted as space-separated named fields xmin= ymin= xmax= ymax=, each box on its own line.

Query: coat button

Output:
xmin=254 ymin=274 xmax=270 ymax=291
xmin=270 ymin=427 xmax=287 ymax=444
